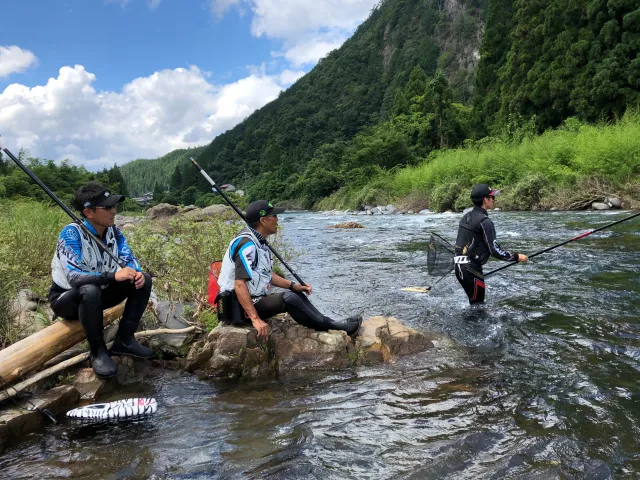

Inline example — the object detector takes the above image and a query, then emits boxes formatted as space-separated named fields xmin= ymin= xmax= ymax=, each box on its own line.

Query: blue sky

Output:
xmin=0 ymin=0 xmax=378 ymax=169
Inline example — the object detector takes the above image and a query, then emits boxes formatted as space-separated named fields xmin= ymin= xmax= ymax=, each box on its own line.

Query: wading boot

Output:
xmin=111 ymin=335 xmax=153 ymax=358
xmin=89 ymin=343 xmax=118 ymax=378
xmin=80 ymin=311 xmax=117 ymax=378
xmin=324 ymin=314 xmax=363 ymax=336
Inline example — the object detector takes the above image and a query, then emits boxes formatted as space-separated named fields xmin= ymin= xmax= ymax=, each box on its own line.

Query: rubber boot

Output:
xmin=89 ymin=343 xmax=118 ymax=378
xmin=111 ymin=316 xmax=153 ymax=358
xmin=323 ymin=315 xmax=363 ymax=336
xmin=80 ymin=315 xmax=117 ymax=378
xmin=111 ymin=335 xmax=153 ymax=358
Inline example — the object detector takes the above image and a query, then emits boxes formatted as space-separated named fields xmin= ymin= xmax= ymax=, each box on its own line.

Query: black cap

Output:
xmin=470 ymin=184 xmax=500 ymax=201
xmin=83 ymin=188 xmax=125 ymax=209
xmin=245 ymin=200 xmax=285 ymax=223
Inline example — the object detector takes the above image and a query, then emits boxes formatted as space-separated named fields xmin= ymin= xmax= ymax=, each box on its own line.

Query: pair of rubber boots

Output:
xmin=83 ymin=317 xmax=153 ymax=378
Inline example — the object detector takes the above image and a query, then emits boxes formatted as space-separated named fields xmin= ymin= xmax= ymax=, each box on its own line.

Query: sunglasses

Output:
xmin=94 ymin=205 xmax=117 ymax=211
xmin=487 ymin=195 xmax=496 ymax=200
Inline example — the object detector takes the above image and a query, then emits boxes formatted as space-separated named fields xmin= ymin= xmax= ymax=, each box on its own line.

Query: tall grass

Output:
xmin=390 ymin=112 xmax=640 ymax=210
xmin=0 ymin=200 xmax=68 ymax=297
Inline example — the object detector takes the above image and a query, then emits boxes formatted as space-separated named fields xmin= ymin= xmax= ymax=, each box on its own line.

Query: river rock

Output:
xmin=149 ymin=301 xmax=195 ymax=357
xmin=183 ymin=204 xmax=232 ymax=221
xmin=591 ymin=202 xmax=610 ymax=210
xmin=185 ymin=315 xmax=434 ymax=379
xmin=147 ymin=203 xmax=180 ymax=219
xmin=419 ymin=209 xmax=432 ymax=215
xmin=386 ymin=204 xmax=396 ymax=213
xmin=356 ymin=316 xmax=434 ymax=364
xmin=0 ymin=385 xmax=79 ymax=452
xmin=606 ymin=197 xmax=622 ymax=208
xmin=327 ymin=222 xmax=365 ymax=229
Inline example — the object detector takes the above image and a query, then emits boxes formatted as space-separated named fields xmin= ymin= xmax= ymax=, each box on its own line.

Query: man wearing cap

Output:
xmin=454 ymin=184 xmax=528 ymax=304
xmin=49 ymin=182 xmax=153 ymax=378
xmin=216 ymin=200 xmax=362 ymax=338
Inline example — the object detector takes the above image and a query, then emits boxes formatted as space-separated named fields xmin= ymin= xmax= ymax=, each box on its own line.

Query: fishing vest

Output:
xmin=51 ymin=223 xmax=120 ymax=290
xmin=455 ymin=206 xmax=491 ymax=266
xmin=218 ymin=228 xmax=273 ymax=298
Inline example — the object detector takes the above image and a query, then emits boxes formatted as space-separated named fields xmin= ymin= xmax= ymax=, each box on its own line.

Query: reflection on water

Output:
xmin=1 ymin=211 xmax=639 ymax=478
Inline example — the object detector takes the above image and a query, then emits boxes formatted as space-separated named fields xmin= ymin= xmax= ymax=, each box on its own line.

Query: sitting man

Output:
xmin=217 ymin=200 xmax=362 ymax=338
xmin=49 ymin=182 xmax=153 ymax=378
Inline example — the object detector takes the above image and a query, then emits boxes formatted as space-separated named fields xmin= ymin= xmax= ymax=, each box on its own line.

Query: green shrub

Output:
xmin=429 ymin=182 xmax=463 ymax=211
xmin=499 ymin=173 xmax=549 ymax=210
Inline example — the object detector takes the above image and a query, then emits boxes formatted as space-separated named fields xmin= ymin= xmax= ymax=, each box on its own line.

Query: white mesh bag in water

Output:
xmin=66 ymin=398 xmax=157 ymax=420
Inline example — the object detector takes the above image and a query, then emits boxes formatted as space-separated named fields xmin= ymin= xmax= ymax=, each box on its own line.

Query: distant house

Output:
xmin=132 ymin=191 xmax=154 ymax=206
xmin=220 ymin=184 xmax=236 ymax=193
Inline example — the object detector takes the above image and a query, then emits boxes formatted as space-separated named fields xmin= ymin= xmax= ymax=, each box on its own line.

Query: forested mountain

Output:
xmin=120 ymin=0 xmax=639 ymax=209
xmin=120 ymin=145 xmax=206 ymax=197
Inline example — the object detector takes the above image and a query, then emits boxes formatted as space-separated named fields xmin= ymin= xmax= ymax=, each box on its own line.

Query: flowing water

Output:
xmin=1 ymin=210 xmax=639 ymax=479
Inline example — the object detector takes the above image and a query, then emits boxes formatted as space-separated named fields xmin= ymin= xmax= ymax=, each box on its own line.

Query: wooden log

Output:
xmin=0 ymin=302 xmax=126 ymax=386
xmin=0 ymin=326 xmax=198 ymax=402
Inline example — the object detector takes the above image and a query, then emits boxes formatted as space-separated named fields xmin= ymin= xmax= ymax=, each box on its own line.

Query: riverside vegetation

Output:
xmin=0 ymin=199 xmax=292 ymax=348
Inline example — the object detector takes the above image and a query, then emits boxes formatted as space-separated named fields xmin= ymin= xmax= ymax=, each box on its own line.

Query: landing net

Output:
xmin=427 ymin=233 xmax=455 ymax=276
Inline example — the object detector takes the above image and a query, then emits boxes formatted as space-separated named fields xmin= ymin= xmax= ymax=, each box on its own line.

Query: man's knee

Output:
xmin=78 ymin=284 xmax=102 ymax=305
xmin=282 ymin=290 xmax=303 ymax=308
xmin=142 ymin=272 xmax=152 ymax=291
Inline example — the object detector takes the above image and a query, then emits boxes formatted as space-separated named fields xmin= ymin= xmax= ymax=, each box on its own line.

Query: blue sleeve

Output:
xmin=480 ymin=218 xmax=518 ymax=262
xmin=114 ymin=226 xmax=141 ymax=271
xmin=57 ymin=225 xmax=115 ymax=287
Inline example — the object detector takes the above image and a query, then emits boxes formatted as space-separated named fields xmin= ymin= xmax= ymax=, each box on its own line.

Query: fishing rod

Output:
xmin=1 ymin=146 xmax=126 ymax=268
xmin=190 ymin=157 xmax=307 ymax=286
xmin=484 ymin=210 xmax=640 ymax=277
xmin=403 ymin=211 xmax=640 ymax=293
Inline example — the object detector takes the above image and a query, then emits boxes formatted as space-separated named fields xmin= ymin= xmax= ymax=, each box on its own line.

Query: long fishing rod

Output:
xmin=190 ymin=158 xmax=307 ymax=286
xmin=1 ymin=146 xmax=126 ymax=268
xmin=484 ymin=211 xmax=640 ymax=277
xmin=402 ymin=211 xmax=640 ymax=293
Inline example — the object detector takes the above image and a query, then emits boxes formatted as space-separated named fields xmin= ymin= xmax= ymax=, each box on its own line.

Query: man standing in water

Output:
xmin=216 ymin=200 xmax=362 ymax=338
xmin=454 ymin=184 xmax=528 ymax=303
xmin=49 ymin=182 xmax=153 ymax=378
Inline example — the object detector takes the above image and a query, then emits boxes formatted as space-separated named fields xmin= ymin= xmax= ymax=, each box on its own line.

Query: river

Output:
xmin=1 ymin=210 xmax=639 ymax=479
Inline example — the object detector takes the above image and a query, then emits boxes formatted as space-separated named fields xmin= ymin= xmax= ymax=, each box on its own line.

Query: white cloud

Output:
xmin=0 ymin=46 xmax=38 ymax=78
xmin=0 ymin=64 xmax=288 ymax=169
xmin=248 ymin=0 xmax=379 ymax=40
xmin=149 ymin=0 xmax=161 ymax=9
xmin=279 ymin=69 xmax=305 ymax=85
xmin=278 ymin=33 xmax=347 ymax=67
xmin=210 ymin=0 xmax=379 ymax=68
xmin=210 ymin=0 xmax=243 ymax=18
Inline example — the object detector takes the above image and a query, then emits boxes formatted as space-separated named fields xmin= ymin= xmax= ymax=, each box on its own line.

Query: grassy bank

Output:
xmin=317 ymin=113 xmax=640 ymax=212
xmin=0 ymin=200 xmax=296 ymax=345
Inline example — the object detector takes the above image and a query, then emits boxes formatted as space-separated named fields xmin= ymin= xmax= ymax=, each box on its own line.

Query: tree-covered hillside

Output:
xmin=122 ymin=0 xmax=487 ymax=202
xmin=121 ymin=0 xmax=639 ymax=209
xmin=120 ymin=145 xmax=206 ymax=197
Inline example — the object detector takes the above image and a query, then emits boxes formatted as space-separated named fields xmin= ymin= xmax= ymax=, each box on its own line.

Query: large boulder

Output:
xmin=185 ymin=315 xmax=434 ymax=379
xmin=356 ymin=316 xmax=434 ymax=364
xmin=591 ymin=202 xmax=610 ymax=210
xmin=147 ymin=203 xmax=180 ymax=219
xmin=148 ymin=302 xmax=196 ymax=358
xmin=183 ymin=204 xmax=233 ymax=221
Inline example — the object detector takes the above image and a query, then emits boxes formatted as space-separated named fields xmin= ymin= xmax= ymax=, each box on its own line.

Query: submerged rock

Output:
xmin=185 ymin=315 xmax=434 ymax=379
xmin=0 ymin=385 xmax=79 ymax=452
xmin=327 ymin=222 xmax=365 ymax=229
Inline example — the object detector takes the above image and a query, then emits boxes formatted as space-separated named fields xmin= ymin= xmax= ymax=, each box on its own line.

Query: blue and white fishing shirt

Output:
xmin=51 ymin=220 xmax=141 ymax=290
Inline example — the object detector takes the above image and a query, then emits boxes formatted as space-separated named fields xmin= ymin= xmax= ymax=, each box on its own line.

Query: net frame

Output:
xmin=427 ymin=233 xmax=455 ymax=276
